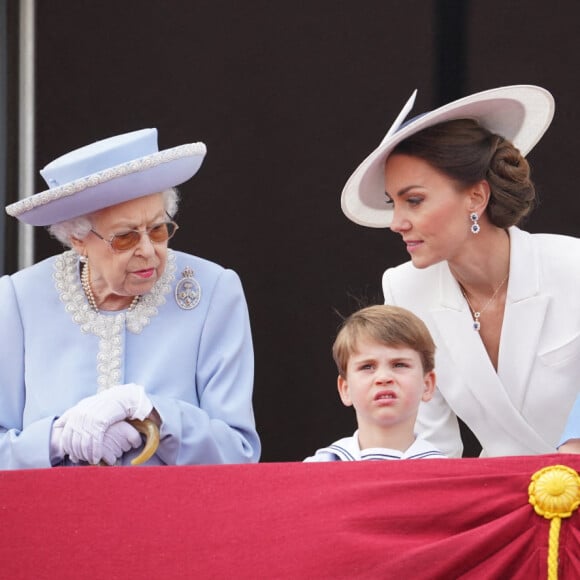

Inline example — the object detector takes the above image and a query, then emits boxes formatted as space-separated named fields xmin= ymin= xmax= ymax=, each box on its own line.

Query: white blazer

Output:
xmin=382 ymin=226 xmax=580 ymax=457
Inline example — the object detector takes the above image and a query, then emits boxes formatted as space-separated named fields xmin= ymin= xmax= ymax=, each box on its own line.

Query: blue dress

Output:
xmin=560 ymin=396 xmax=580 ymax=446
xmin=0 ymin=249 xmax=260 ymax=468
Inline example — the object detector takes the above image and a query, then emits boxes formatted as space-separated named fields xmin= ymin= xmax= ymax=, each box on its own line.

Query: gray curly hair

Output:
xmin=48 ymin=188 xmax=179 ymax=248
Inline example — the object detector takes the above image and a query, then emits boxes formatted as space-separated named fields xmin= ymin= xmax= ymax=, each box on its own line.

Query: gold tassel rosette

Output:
xmin=528 ymin=465 xmax=580 ymax=580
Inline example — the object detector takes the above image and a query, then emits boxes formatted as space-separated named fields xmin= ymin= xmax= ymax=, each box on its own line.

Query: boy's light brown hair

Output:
xmin=332 ymin=305 xmax=436 ymax=377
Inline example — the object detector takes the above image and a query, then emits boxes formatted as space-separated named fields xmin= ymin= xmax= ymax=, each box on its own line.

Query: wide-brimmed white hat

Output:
xmin=6 ymin=128 xmax=207 ymax=226
xmin=341 ymin=85 xmax=555 ymax=228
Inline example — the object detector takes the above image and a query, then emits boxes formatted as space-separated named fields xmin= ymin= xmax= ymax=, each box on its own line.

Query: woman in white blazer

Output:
xmin=340 ymin=86 xmax=580 ymax=457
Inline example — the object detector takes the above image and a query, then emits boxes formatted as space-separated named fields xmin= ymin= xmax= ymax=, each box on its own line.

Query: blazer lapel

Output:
xmin=431 ymin=264 xmax=504 ymax=413
xmin=498 ymin=228 xmax=549 ymax=408
xmin=430 ymin=232 xmax=552 ymax=452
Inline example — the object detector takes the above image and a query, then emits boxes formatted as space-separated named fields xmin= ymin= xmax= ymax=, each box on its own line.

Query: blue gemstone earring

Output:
xmin=470 ymin=212 xmax=480 ymax=234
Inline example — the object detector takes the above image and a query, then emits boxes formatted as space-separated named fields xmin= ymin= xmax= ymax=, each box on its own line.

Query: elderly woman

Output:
xmin=1 ymin=128 xmax=260 ymax=468
xmin=341 ymin=85 xmax=580 ymax=458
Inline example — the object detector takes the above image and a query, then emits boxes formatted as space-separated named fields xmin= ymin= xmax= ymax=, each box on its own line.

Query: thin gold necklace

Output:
xmin=81 ymin=262 xmax=140 ymax=313
xmin=460 ymin=273 xmax=508 ymax=332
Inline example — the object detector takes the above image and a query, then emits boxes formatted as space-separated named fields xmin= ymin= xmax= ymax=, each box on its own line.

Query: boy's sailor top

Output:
xmin=304 ymin=431 xmax=446 ymax=462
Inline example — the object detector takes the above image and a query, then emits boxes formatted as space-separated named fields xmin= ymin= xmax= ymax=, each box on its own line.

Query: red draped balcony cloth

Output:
xmin=1 ymin=454 xmax=579 ymax=579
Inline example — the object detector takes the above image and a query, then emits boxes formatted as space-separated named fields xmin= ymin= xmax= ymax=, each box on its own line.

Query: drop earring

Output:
xmin=470 ymin=212 xmax=480 ymax=234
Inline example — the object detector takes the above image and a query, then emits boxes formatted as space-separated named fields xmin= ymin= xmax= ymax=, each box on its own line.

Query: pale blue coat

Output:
xmin=560 ymin=397 xmax=580 ymax=446
xmin=0 ymin=249 xmax=260 ymax=468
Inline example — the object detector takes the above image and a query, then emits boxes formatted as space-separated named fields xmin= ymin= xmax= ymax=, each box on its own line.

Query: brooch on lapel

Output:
xmin=175 ymin=266 xmax=201 ymax=310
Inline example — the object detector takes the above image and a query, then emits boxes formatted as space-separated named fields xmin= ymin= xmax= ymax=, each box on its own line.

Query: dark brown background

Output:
xmin=5 ymin=1 xmax=580 ymax=460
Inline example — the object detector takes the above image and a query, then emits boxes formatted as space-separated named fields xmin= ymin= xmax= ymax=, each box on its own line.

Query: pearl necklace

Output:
xmin=460 ymin=273 xmax=508 ymax=332
xmin=81 ymin=261 xmax=140 ymax=313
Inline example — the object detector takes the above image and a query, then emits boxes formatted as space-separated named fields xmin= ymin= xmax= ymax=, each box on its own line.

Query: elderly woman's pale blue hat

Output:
xmin=6 ymin=128 xmax=207 ymax=226
xmin=341 ymin=85 xmax=554 ymax=228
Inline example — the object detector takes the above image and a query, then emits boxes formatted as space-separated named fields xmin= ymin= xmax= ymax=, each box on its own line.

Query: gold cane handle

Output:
xmin=127 ymin=418 xmax=160 ymax=465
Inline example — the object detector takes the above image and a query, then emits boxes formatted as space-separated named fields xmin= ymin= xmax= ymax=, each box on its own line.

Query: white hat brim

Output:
xmin=341 ymin=85 xmax=555 ymax=228
xmin=6 ymin=142 xmax=207 ymax=226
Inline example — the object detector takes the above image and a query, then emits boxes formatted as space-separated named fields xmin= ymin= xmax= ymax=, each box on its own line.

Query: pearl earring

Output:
xmin=470 ymin=212 xmax=480 ymax=234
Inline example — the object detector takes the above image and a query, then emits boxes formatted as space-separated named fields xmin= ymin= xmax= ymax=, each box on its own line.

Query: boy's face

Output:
xmin=337 ymin=337 xmax=435 ymax=434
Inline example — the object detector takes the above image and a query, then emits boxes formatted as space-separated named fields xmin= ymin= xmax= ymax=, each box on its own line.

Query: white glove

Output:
xmin=56 ymin=383 xmax=153 ymax=465
xmin=66 ymin=420 xmax=143 ymax=465
xmin=98 ymin=421 xmax=143 ymax=466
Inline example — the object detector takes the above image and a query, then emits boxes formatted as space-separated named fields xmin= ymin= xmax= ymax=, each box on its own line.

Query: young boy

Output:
xmin=304 ymin=305 xmax=445 ymax=461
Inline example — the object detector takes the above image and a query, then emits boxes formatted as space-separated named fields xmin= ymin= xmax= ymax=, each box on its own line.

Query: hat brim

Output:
xmin=6 ymin=143 xmax=207 ymax=226
xmin=341 ymin=85 xmax=555 ymax=228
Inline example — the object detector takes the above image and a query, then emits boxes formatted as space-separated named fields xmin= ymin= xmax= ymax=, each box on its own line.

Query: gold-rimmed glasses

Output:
xmin=90 ymin=218 xmax=179 ymax=252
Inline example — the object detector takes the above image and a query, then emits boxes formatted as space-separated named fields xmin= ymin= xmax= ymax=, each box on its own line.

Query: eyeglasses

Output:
xmin=90 ymin=219 xmax=179 ymax=252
